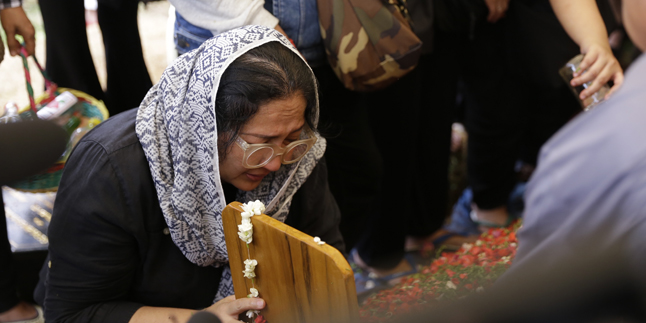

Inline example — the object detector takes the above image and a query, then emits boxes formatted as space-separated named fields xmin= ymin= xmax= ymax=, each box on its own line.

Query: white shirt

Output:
xmin=169 ymin=0 xmax=279 ymax=36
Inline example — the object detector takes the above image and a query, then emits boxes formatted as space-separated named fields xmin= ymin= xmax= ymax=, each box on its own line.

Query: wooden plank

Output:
xmin=222 ymin=201 xmax=359 ymax=323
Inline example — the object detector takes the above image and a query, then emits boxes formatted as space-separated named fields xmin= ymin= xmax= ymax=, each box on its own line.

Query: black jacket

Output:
xmin=35 ymin=109 xmax=344 ymax=323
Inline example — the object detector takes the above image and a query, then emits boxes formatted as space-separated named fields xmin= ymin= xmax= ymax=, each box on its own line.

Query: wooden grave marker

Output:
xmin=222 ymin=201 xmax=359 ymax=323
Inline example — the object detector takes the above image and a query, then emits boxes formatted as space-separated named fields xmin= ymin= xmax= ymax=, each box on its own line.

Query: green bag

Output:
xmin=317 ymin=0 xmax=423 ymax=92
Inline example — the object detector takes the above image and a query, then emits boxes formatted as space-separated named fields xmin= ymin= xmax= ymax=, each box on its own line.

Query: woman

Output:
xmin=35 ymin=25 xmax=344 ymax=323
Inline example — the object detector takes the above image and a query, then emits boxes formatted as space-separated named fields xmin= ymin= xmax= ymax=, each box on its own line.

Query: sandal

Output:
xmin=470 ymin=209 xmax=514 ymax=228
xmin=2 ymin=306 xmax=44 ymax=323
xmin=350 ymin=251 xmax=418 ymax=296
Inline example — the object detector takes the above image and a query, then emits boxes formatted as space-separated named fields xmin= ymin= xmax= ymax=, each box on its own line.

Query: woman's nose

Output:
xmin=263 ymin=155 xmax=282 ymax=172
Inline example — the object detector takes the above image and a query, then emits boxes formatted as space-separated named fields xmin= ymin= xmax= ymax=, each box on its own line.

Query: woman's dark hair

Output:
xmin=215 ymin=41 xmax=317 ymax=159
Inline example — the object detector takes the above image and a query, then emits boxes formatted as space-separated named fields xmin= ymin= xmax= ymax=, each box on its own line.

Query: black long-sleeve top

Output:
xmin=36 ymin=109 xmax=345 ymax=323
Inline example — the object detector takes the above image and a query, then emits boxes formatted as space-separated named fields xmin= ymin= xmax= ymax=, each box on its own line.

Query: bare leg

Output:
xmin=0 ymin=302 xmax=37 ymax=322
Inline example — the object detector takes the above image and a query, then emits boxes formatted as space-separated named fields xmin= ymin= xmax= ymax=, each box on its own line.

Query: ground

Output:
xmin=0 ymin=0 xmax=170 ymax=110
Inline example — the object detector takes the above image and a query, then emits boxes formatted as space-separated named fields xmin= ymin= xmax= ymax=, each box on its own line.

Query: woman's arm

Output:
xmin=46 ymin=135 xmax=264 ymax=323
xmin=130 ymin=296 xmax=264 ymax=323
xmin=550 ymin=0 xmax=624 ymax=99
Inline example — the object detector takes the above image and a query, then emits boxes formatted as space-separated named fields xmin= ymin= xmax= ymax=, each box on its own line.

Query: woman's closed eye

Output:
xmin=284 ymin=137 xmax=299 ymax=145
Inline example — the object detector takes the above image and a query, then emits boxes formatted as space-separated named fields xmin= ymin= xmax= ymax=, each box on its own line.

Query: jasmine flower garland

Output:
xmin=243 ymin=259 xmax=258 ymax=279
xmin=237 ymin=200 xmax=265 ymax=321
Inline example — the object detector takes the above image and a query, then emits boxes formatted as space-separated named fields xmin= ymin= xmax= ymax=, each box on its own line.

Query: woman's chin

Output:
xmin=230 ymin=177 xmax=263 ymax=192
xmin=245 ymin=173 xmax=266 ymax=182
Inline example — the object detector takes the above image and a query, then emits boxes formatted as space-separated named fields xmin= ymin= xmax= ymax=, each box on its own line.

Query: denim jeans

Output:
xmin=264 ymin=0 xmax=325 ymax=66
xmin=174 ymin=11 xmax=213 ymax=55
xmin=174 ymin=0 xmax=325 ymax=66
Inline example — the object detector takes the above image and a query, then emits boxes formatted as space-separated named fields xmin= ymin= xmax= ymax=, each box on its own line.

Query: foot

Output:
xmin=405 ymin=236 xmax=427 ymax=252
xmin=352 ymin=251 xmax=413 ymax=285
xmin=0 ymin=302 xmax=38 ymax=322
xmin=427 ymin=229 xmax=480 ymax=250
xmin=450 ymin=123 xmax=467 ymax=153
xmin=471 ymin=204 xmax=510 ymax=230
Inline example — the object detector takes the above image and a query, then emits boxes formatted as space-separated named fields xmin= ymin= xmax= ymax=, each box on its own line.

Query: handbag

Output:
xmin=317 ymin=0 xmax=423 ymax=92
xmin=7 ymin=46 xmax=109 ymax=192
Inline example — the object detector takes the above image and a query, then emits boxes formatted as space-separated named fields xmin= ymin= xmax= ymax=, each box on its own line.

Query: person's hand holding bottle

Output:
xmin=550 ymin=0 xmax=624 ymax=100
xmin=571 ymin=42 xmax=623 ymax=100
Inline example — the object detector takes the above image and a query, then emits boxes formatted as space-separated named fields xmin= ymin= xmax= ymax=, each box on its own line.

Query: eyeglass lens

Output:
xmin=246 ymin=143 xmax=310 ymax=167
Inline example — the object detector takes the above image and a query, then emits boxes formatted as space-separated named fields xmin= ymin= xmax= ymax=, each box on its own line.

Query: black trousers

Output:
xmin=461 ymin=2 xmax=581 ymax=209
xmin=0 ymin=193 xmax=19 ymax=313
xmin=38 ymin=0 xmax=152 ymax=115
xmin=355 ymin=29 xmax=459 ymax=269
xmin=315 ymin=64 xmax=382 ymax=251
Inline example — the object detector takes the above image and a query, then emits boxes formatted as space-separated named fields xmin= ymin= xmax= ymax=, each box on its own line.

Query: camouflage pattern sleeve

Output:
xmin=317 ymin=0 xmax=422 ymax=91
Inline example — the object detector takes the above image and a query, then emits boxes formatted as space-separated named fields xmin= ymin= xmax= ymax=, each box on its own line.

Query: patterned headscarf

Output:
xmin=135 ymin=25 xmax=325 ymax=300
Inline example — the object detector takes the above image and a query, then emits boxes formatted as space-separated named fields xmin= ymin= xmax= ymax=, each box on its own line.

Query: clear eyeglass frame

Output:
xmin=235 ymin=126 xmax=317 ymax=169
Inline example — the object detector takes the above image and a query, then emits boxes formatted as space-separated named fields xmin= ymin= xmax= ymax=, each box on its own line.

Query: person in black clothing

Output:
xmin=38 ymin=0 xmax=152 ymax=115
xmin=35 ymin=26 xmax=344 ymax=323
xmin=0 ymin=2 xmax=44 ymax=322
xmin=0 ymin=120 xmax=67 ymax=323
xmin=455 ymin=0 xmax=624 ymax=228
xmin=351 ymin=0 xmax=460 ymax=286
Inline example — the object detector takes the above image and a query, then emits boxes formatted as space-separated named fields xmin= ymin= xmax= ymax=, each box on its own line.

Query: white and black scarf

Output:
xmin=135 ymin=25 xmax=324 ymax=300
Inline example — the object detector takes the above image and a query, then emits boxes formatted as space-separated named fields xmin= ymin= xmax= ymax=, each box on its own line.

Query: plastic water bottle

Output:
xmin=37 ymin=91 xmax=78 ymax=120
xmin=0 ymin=104 xmax=22 ymax=124
xmin=62 ymin=117 xmax=101 ymax=160
xmin=559 ymin=54 xmax=611 ymax=111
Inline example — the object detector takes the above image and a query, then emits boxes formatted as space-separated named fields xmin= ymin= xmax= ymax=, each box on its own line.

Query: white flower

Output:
xmin=241 ymin=211 xmax=253 ymax=220
xmin=243 ymin=269 xmax=256 ymax=279
xmin=244 ymin=259 xmax=258 ymax=269
xmin=510 ymin=242 xmax=517 ymax=248
xmin=446 ymin=281 xmax=457 ymax=290
xmin=238 ymin=220 xmax=253 ymax=232
xmin=242 ymin=200 xmax=265 ymax=216
xmin=238 ymin=219 xmax=253 ymax=244
xmin=243 ymin=259 xmax=258 ymax=278
xmin=313 ymin=236 xmax=326 ymax=245
xmin=246 ymin=310 xmax=259 ymax=318
xmin=476 ymin=287 xmax=485 ymax=293
xmin=238 ymin=200 xmax=266 ymax=244
xmin=238 ymin=229 xmax=253 ymax=244
xmin=462 ymin=243 xmax=473 ymax=252
xmin=475 ymin=240 xmax=483 ymax=246
xmin=249 ymin=200 xmax=266 ymax=215
xmin=241 ymin=203 xmax=254 ymax=214
xmin=248 ymin=287 xmax=259 ymax=298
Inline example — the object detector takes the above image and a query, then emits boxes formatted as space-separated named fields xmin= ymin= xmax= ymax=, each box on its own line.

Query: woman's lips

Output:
xmin=246 ymin=173 xmax=267 ymax=181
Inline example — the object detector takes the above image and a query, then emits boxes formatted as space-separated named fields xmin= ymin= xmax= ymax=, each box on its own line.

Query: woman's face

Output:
xmin=219 ymin=93 xmax=307 ymax=191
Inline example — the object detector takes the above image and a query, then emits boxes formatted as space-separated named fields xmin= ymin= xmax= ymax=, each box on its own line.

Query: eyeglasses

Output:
xmin=235 ymin=126 xmax=317 ymax=169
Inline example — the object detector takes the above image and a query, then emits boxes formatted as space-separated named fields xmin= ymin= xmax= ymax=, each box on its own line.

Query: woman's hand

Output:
xmin=571 ymin=43 xmax=624 ymax=100
xmin=484 ymin=0 xmax=510 ymax=23
xmin=0 ymin=7 xmax=35 ymax=56
xmin=204 ymin=295 xmax=265 ymax=323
